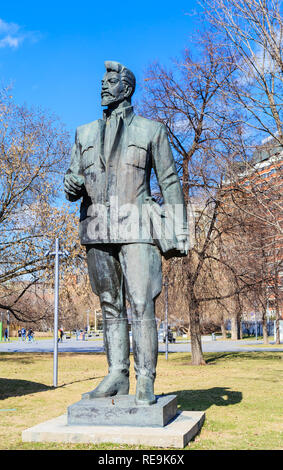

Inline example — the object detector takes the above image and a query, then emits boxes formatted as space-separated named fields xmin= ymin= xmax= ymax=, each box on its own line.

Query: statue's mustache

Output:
xmin=101 ymin=91 xmax=114 ymax=98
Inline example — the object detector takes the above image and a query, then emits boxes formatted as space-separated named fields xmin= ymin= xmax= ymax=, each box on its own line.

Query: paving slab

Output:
xmin=22 ymin=410 xmax=205 ymax=448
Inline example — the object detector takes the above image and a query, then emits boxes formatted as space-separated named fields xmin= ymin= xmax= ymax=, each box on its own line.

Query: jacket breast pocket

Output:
xmin=126 ymin=142 xmax=148 ymax=170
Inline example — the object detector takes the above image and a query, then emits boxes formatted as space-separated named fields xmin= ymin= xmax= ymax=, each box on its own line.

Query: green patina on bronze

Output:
xmin=64 ymin=61 xmax=188 ymax=406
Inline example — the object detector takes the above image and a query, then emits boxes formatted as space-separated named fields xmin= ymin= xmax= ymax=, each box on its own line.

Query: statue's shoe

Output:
xmin=82 ymin=372 xmax=129 ymax=399
xmin=135 ymin=376 xmax=156 ymax=405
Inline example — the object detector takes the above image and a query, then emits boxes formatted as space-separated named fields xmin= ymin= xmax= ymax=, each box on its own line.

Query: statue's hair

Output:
xmin=104 ymin=61 xmax=136 ymax=96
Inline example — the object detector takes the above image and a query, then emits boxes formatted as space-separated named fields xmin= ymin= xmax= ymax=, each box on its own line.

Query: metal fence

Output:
xmin=226 ymin=320 xmax=274 ymax=336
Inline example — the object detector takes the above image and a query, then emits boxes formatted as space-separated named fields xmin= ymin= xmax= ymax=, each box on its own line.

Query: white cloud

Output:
xmin=0 ymin=34 xmax=23 ymax=49
xmin=0 ymin=18 xmax=39 ymax=49
xmin=0 ymin=18 xmax=19 ymax=35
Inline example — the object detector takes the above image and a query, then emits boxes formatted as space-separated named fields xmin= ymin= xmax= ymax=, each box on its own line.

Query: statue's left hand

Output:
xmin=175 ymin=234 xmax=189 ymax=255
xmin=64 ymin=174 xmax=84 ymax=198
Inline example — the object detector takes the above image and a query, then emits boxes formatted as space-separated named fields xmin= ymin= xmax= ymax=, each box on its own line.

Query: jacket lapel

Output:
xmin=97 ymin=119 xmax=106 ymax=168
xmin=108 ymin=115 xmax=123 ymax=160
xmin=98 ymin=107 xmax=135 ymax=168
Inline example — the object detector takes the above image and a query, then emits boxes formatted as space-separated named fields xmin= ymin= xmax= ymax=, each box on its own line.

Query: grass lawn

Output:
xmin=0 ymin=351 xmax=282 ymax=450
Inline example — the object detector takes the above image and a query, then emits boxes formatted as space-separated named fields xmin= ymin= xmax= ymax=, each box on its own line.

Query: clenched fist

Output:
xmin=64 ymin=173 xmax=85 ymax=201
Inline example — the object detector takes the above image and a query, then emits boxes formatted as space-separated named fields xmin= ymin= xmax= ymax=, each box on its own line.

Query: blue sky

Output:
xmin=0 ymin=1 xmax=202 ymax=138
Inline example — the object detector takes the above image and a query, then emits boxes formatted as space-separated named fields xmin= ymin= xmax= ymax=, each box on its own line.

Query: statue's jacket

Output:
xmin=65 ymin=106 xmax=188 ymax=252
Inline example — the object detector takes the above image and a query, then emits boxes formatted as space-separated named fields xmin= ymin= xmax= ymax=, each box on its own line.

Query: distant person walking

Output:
xmin=21 ymin=327 xmax=26 ymax=342
xmin=28 ymin=328 xmax=34 ymax=342
xmin=58 ymin=328 xmax=64 ymax=342
xmin=4 ymin=328 xmax=9 ymax=342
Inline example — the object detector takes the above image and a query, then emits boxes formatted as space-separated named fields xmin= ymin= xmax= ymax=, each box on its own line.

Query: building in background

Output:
xmin=224 ymin=138 xmax=283 ymax=320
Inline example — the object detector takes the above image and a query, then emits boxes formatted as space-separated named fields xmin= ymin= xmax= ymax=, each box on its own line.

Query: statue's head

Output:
xmin=101 ymin=61 xmax=136 ymax=108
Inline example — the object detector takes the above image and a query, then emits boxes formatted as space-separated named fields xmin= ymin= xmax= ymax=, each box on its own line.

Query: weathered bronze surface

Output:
xmin=64 ymin=61 xmax=189 ymax=405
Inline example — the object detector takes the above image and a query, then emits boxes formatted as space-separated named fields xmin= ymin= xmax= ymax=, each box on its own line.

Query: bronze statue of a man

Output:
xmin=64 ymin=61 xmax=189 ymax=405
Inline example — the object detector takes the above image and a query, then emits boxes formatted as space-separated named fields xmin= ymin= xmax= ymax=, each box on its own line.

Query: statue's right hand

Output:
xmin=64 ymin=173 xmax=84 ymax=197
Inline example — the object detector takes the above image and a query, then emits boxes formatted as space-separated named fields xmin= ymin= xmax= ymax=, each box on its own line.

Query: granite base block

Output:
xmin=22 ymin=411 xmax=205 ymax=448
xmin=67 ymin=394 xmax=177 ymax=427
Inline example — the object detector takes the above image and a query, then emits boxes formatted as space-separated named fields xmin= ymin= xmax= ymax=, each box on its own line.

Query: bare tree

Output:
xmin=0 ymin=88 xmax=81 ymax=324
xmin=139 ymin=36 xmax=251 ymax=364
xmin=200 ymin=0 xmax=283 ymax=341
xmin=202 ymin=0 xmax=283 ymax=144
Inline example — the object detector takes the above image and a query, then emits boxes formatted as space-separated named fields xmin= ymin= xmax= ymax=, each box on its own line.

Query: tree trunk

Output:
xmin=262 ymin=306 xmax=269 ymax=345
xmin=239 ymin=322 xmax=243 ymax=339
xmin=189 ymin=295 xmax=206 ymax=365
xmin=231 ymin=314 xmax=241 ymax=340
xmin=182 ymin=255 xmax=206 ymax=366
xmin=220 ymin=319 xmax=227 ymax=339
xmin=231 ymin=295 xmax=242 ymax=340
xmin=274 ymin=282 xmax=281 ymax=345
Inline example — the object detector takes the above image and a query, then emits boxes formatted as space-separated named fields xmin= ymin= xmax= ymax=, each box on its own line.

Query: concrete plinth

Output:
xmin=68 ymin=394 xmax=177 ymax=427
xmin=22 ymin=411 xmax=205 ymax=448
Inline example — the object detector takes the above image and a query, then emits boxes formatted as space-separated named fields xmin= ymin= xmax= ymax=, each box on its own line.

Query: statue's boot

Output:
xmin=135 ymin=375 xmax=156 ymax=405
xmin=82 ymin=318 xmax=130 ymax=399
xmin=132 ymin=319 xmax=158 ymax=405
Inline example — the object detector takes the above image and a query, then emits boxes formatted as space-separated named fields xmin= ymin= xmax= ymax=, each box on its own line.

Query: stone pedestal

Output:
xmin=22 ymin=393 xmax=205 ymax=448
xmin=22 ymin=411 xmax=205 ymax=448
xmin=67 ymin=394 xmax=177 ymax=427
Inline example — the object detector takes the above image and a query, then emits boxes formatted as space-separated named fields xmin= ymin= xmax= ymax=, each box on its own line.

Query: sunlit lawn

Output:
xmin=0 ymin=351 xmax=282 ymax=450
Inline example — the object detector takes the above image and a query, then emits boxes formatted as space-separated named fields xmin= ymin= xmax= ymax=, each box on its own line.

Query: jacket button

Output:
xmin=105 ymin=201 xmax=110 ymax=207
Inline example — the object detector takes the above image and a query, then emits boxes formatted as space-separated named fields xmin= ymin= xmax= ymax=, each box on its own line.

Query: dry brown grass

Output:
xmin=0 ymin=351 xmax=283 ymax=450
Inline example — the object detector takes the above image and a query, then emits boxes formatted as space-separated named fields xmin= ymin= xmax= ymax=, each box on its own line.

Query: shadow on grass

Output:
xmin=204 ymin=352 xmax=283 ymax=363
xmin=0 ymin=375 xmax=106 ymax=399
xmin=57 ymin=375 xmax=105 ymax=389
xmin=171 ymin=387 xmax=242 ymax=412
xmin=0 ymin=378 xmax=52 ymax=400
xmin=168 ymin=351 xmax=283 ymax=364
xmin=0 ymin=355 xmax=37 ymax=365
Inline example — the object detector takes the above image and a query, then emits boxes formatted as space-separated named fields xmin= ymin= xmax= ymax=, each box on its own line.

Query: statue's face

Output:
xmin=101 ymin=71 xmax=125 ymax=107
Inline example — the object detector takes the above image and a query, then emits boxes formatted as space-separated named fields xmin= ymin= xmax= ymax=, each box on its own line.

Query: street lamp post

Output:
xmin=163 ymin=276 xmax=169 ymax=360
xmin=45 ymin=238 xmax=69 ymax=387
xmin=86 ymin=310 xmax=90 ymax=334
xmin=53 ymin=238 xmax=60 ymax=387
xmin=0 ymin=312 xmax=2 ymax=342
xmin=7 ymin=311 xmax=10 ymax=341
